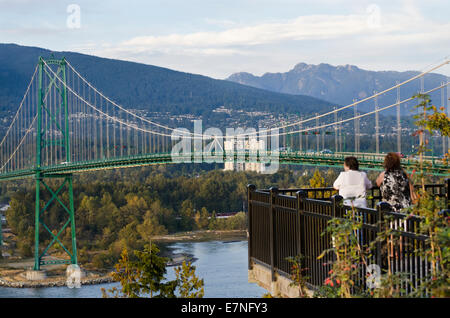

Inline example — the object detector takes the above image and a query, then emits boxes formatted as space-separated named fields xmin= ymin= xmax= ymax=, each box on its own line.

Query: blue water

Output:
xmin=0 ymin=240 xmax=266 ymax=298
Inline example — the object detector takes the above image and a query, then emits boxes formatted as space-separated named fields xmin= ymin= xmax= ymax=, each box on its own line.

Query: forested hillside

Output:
xmin=0 ymin=44 xmax=336 ymax=127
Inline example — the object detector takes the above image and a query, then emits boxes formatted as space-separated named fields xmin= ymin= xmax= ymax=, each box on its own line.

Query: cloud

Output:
xmin=72 ymin=2 xmax=450 ymax=78
xmin=115 ymin=6 xmax=449 ymax=57
xmin=122 ymin=14 xmax=373 ymax=50
xmin=203 ymin=18 xmax=238 ymax=28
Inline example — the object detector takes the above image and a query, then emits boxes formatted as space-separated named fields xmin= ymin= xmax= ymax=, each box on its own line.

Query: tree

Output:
xmin=110 ymin=221 xmax=141 ymax=257
xmin=120 ymin=195 xmax=149 ymax=225
xmin=6 ymin=191 xmax=34 ymax=257
xmin=103 ymin=243 xmax=177 ymax=298
xmin=137 ymin=210 xmax=168 ymax=243
xmin=133 ymin=244 xmax=177 ymax=298
xmin=78 ymin=195 xmax=100 ymax=225
xmin=194 ymin=211 xmax=201 ymax=230
xmin=102 ymin=248 xmax=140 ymax=298
xmin=6 ymin=191 xmax=34 ymax=237
xmin=174 ymin=260 xmax=205 ymax=298
xmin=208 ymin=211 xmax=217 ymax=230
xmin=310 ymin=170 xmax=325 ymax=188
xmin=98 ymin=192 xmax=120 ymax=230
xmin=180 ymin=199 xmax=195 ymax=231
xmin=309 ymin=170 xmax=326 ymax=198
xmin=195 ymin=207 xmax=209 ymax=230
xmin=325 ymin=168 xmax=339 ymax=187
xmin=148 ymin=200 xmax=176 ymax=233
xmin=410 ymin=93 xmax=450 ymax=297
xmin=228 ymin=212 xmax=247 ymax=230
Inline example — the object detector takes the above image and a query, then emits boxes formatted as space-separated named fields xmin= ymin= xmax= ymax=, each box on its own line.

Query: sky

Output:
xmin=0 ymin=0 xmax=449 ymax=78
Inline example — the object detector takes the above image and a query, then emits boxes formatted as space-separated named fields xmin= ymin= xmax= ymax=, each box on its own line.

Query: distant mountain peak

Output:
xmin=292 ymin=62 xmax=310 ymax=72
xmin=336 ymin=64 xmax=361 ymax=72
xmin=292 ymin=62 xmax=359 ymax=73
xmin=228 ymin=71 xmax=254 ymax=79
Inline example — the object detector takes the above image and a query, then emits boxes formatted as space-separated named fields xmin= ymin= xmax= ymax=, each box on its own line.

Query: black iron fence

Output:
xmin=247 ymin=179 xmax=449 ymax=295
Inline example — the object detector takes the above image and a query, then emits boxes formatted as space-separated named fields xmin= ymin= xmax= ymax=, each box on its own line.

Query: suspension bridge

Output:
xmin=0 ymin=56 xmax=449 ymax=271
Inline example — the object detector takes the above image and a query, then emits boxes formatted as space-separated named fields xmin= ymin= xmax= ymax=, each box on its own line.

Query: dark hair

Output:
xmin=384 ymin=152 xmax=401 ymax=171
xmin=344 ymin=156 xmax=359 ymax=170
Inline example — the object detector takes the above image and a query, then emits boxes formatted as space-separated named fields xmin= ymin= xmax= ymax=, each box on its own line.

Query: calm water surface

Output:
xmin=0 ymin=240 xmax=266 ymax=298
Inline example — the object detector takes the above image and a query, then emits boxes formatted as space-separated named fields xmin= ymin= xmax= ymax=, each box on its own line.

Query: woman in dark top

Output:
xmin=376 ymin=152 xmax=412 ymax=212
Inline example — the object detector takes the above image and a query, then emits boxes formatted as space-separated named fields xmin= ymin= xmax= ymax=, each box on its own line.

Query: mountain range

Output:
xmin=227 ymin=62 xmax=447 ymax=114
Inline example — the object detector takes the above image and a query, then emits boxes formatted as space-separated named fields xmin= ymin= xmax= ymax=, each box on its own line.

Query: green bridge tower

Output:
xmin=34 ymin=57 xmax=77 ymax=271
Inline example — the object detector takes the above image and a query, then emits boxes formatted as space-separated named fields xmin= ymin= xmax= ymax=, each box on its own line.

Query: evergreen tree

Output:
xmin=180 ymin=199 xmax=195 ymax=231
xmin=103 ymin=244 xmax=177 ymax=298
xmin=208 ymin=211 xmax=217 ymax=230
xmin=174 ymin=261 xmax=204 ymax=298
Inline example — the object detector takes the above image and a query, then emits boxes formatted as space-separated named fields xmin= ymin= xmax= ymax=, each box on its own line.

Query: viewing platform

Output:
xmin=247 ymin=181 xmax=449 ymax=297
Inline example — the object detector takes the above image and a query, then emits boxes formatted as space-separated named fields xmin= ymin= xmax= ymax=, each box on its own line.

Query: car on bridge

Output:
xmin=320 ymin=149 xmax=334 ymax=155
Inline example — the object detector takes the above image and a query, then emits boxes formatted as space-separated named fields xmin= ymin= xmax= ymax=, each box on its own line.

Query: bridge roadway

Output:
xmin=0 ymin=151 xmax=448 ymax=182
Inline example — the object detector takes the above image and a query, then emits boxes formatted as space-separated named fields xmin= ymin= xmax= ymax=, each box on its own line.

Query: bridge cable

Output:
xmin=0 ymin=65 xmax=38 ymax=149
xmin=65 ymin=59 xmax=450 ymax=140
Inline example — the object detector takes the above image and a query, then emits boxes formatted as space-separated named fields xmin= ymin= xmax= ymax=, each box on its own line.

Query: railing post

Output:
xmin=269 ymin=186 xmax=278 ymax=282
xmin=330 ymin=195 xmax=343 ymax=269
xmin=296 ymin=190 xmax=307 ymax=257
xmin=376 ymin=201 xmax=391 ymax=268
xmin=446 ymin=178 xmax=450 ymax=210
xmin=247 ymin=184 xmax=256 ymax=270
xmin=331 ymin=194 xmax=343 ymax=218
xmin=0 ymin=207 xmax=3 ymax=249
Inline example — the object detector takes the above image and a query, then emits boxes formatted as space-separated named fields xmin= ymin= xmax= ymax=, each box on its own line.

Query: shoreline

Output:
xmin=0 ymin=229 xmax=248 ymax=288
xmin=157 ymin=229 xmax=247 ymax=267
xmin=0 ymin=264 xmax=115 ymax=288
xmin=0 ymin=274 xmax=114 ymax=289
xmin=153 ymin=229 xmax=247 ymax=243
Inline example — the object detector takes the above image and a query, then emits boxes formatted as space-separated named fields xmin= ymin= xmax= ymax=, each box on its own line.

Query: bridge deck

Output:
xmin=0 ymin=151 xmax=448 ymax=181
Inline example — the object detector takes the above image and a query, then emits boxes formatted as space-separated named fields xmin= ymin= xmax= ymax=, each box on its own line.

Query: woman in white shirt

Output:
xmin=333 ymin=156 xmax=372 ymax=208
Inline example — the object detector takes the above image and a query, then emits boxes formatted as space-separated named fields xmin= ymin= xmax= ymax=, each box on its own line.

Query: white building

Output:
xmin=0 ymin=204 xmax=7 ymax=225
xmin=223 ymin=138 xmax=266 ymax=173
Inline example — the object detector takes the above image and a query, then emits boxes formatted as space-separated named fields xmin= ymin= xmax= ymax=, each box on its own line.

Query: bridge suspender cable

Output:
xmin=2 ymin=56 xmax=448 ymax=161
xmin=65 ymin=58 xmax=450 ymax=139
xmin=42 ymin=61 xmax=182 ymax=138
xmin=0 ymin=65 xmax=38 ymax=149
xmin=49 ymin=60 xmax=450 ymax=140
xmin=0 ymin=115 xmax=37 ymax=171
xmin=273 ymin=81 xmax=450 ymax=137
xmin=0 ymin=71 xmax=68 ymax=172
xmin=65 ymin=61 xmax=189 ymax=136
xmin=1 ymin=58 xmax=449 ymax=176
xmin=237 ymin=58 xmax=450 ymax=138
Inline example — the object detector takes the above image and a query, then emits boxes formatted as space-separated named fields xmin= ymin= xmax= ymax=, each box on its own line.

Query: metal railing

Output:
xmin=247 ymin=179 xmax=449 ymax=294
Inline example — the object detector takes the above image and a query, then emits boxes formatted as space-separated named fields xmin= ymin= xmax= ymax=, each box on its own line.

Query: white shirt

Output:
xmin=333 ymin=170 xmax=372 ymax=208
